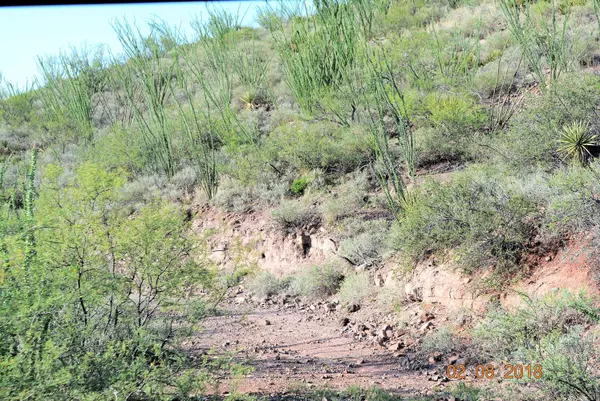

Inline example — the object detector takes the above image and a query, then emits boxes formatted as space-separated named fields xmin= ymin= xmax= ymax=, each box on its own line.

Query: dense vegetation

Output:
xmin=2 ymin=0 xmax=600 ymax=399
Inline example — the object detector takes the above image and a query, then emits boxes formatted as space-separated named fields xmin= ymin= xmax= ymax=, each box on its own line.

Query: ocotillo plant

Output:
xmin=188 ymin=12 xmax=257 ymax=146
xmin=269 ymin=0 xmax=362 ymax=114
xmin=170 ymin=46 xmax=220 ymax=200
xmin=363 ymin=52 xmax=415 ymax=219
xmin=36 ymin=45 xmax=106 ymax=142
xmin=499 ymin=0 xmax=570 ymax=93
xmin=111 ymin=18 xmax=178 ymax=178
xmin=23 ymin=148 xmax=38 ymax=268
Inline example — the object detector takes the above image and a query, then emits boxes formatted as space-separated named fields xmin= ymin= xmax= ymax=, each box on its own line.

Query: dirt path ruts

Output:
xmin=189 ymin=296 xmax=438 ymax=397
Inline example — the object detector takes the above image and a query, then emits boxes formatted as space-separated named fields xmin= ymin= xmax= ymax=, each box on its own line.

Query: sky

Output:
xmin=0 ymin=1 xmax=265 ymax=90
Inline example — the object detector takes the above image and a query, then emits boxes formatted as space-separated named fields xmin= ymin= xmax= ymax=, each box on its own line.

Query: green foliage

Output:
xmin=287 ymin=262 xmax=345 ymax=299
xmin=0 ymin=162 xmax=226 ymax=400
xmin=557 ymin=120 xmax=598 ymax=165
xmin=337 ymin=271 xmax=374 ymax=304
xmin=112 ymin=18 xmax=178 ymax=178
xmin=0 ymin=79 xmax=38 ymax=127
xmin=321 ymin=172 xmax=369 ymax=225
xmin=231 ymin=40 xmax=271 ymax=95
xmin=450 ymin=382 xmax=489 ymax=401
xmin=472 ymin=290 xmax=600 ymax=358
xmin=496 ymin=73 xmax=600 ymax=170
xmin=421 ymin=327 xmax=455 ymax=354
xmin=246 ymin=271 xmax=286 ymax=298
xmin=271 ymin=198 xmax=322 ymax=235
xmin=269 ymin=0 xmax=365 ymax=113
xmin=500 ymin=0 xmax=571 ymax=92
xmin=293 ymin=385 xmax=424 ymax=401
xmin=88 ymin=124 xmax=144 ymax=174
xmin=291 ymin=176 xmax=309 ymax=194
xmin=337 ymin=219 xmax=390 ymax=267
xmin=36 ymin=45 xmax=107 ymax=142
xmin=417 ymin=91 xmax=486 ymax=164
xmin=472 ymin=291 xmax=600 ymax=400
xmin=430 ymin=25 xmax=482 ymax=82
xmin=423 ymin=92 xmax=486 ymax=133
xmin=380 ymin=0 xmax=448 ymax=32
xmin=361 ymin=51 xmax=416 ymax=218
xmin=266 ymin=121 xmax=371 ymax=175
xmin=390 ymin=170 xmax=537 ymax=273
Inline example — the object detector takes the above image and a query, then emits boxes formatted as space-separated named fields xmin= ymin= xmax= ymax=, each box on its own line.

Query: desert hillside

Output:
xmin=1 ymin=0 xmax=600 ymax=400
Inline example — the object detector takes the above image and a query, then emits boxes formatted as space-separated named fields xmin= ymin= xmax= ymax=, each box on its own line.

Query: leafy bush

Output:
xmin=213 ymin=173 xmax=287 ymax=214
xmin=321 ymin=172 xmax=370 ymax=225
xmin=291 ymin=176 xmax=309 ymax=194
xmin=422 ymin=91 xmax=486 ymax=134
xmin=389 ymin=169 xmax=538 ymax=273
xmin=0 ymin=88 xmax=38 ymax=127
xmin=287 ymin=263 xmax=345 ymax=299
xmin=472 ymin=291 xmax=599 ymax=359
xmin=246 ymin=271 xmax=286 ymax=298
xmin=495 ymin=73 xmax=600 ymax=170
xmin=266 ymin=121 xmax=371 ymax=176
xmin=544 ymin=164 xmax=600 ymax=234
xmin=338 ymin=271 xmax=375 ymax=304
xmin=271 ymin=197 xmax=322 ymax=235
xmin=421 ymin=327 xmax=456 ymax=354
xmin=380 ymin=0 xmax=449 ymax=33
xmin=0 ymin=163 xmax=228 ymax=400
xmin=472 ymin=291 xmax=600 ymax=400
xmin=337 ymin=219 xmax=391 ymax=267
xmin=416 ymin=92 xmax=486 ymax=164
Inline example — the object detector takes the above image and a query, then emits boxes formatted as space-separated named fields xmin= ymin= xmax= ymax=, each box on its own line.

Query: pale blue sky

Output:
xmin=0 ymin=1 xmax=265 ymax=89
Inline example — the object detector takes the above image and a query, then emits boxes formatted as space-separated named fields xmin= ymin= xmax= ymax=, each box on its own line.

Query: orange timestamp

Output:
xmin=446 ymin=363 xmax=543 ymax=380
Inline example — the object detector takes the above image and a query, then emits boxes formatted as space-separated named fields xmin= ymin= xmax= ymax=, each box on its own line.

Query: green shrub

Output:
xmin=422 ymin=91 xmax=486 ymax=134
xmin=380 ymin=0 xmax=449 ymax=33
xmin=389 ymin=169 xmax=538 ymax=273
xmin=544 ymin=164 xmax=600 ymax=234
xmin=213 ymin=173 xmax=287 ymax=214
xmin=472 ymin=291 xmax=600 ymax=359
xmin=416 ymin=92 xmax=486 ymax=164
xmin=288 ymin=263 xmax=345 ymax=299
xmin=0 ymin=90 xmax=38 ymax=127
xmin=321 ymin=172 xmax=370 ymax=225
xmin=266 ymin=121 xmax=371 ymax=176
xmin=472 ymin=291 xmax=600 ymax=400
xmin=494 ymin=73 xmax=600 ymax=170
xmin=337 ymin=219 xmax=390 ymax=267
xmin=291 ymin=176 xmax=309 ymax=194
xmin=338 ymin=271 xmax=375 ymax=304
xmin=246 ymin=271 xmax=286 ymax=298
xmin=271 ymin=198 xmax=322 ymax=234
xmin=377 ymin=286 xmax=405 ymax=312
xmin=421 ymin=327 xmax=455 ymax=354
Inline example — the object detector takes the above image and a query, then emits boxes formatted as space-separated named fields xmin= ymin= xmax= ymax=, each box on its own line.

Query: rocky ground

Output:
xmin=186 ymin=287 xmax=508 ymax=400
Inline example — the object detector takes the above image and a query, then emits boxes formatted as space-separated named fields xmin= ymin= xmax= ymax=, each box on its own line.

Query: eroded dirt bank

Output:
xmin=189 ymin=208 xmax=598 ymax=399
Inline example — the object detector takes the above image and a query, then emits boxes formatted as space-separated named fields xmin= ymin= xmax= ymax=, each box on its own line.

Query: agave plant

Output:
xmin=557 ymin=121 xmax=598 ymax=165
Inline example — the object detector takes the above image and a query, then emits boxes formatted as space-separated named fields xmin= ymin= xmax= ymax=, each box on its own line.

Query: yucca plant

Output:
xmin=557 ymin=121 xmax=598 ymax=165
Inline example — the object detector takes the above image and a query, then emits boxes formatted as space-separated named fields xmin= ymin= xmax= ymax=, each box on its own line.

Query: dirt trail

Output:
xmin=189 ymin=294 xmax=441 ymax=398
